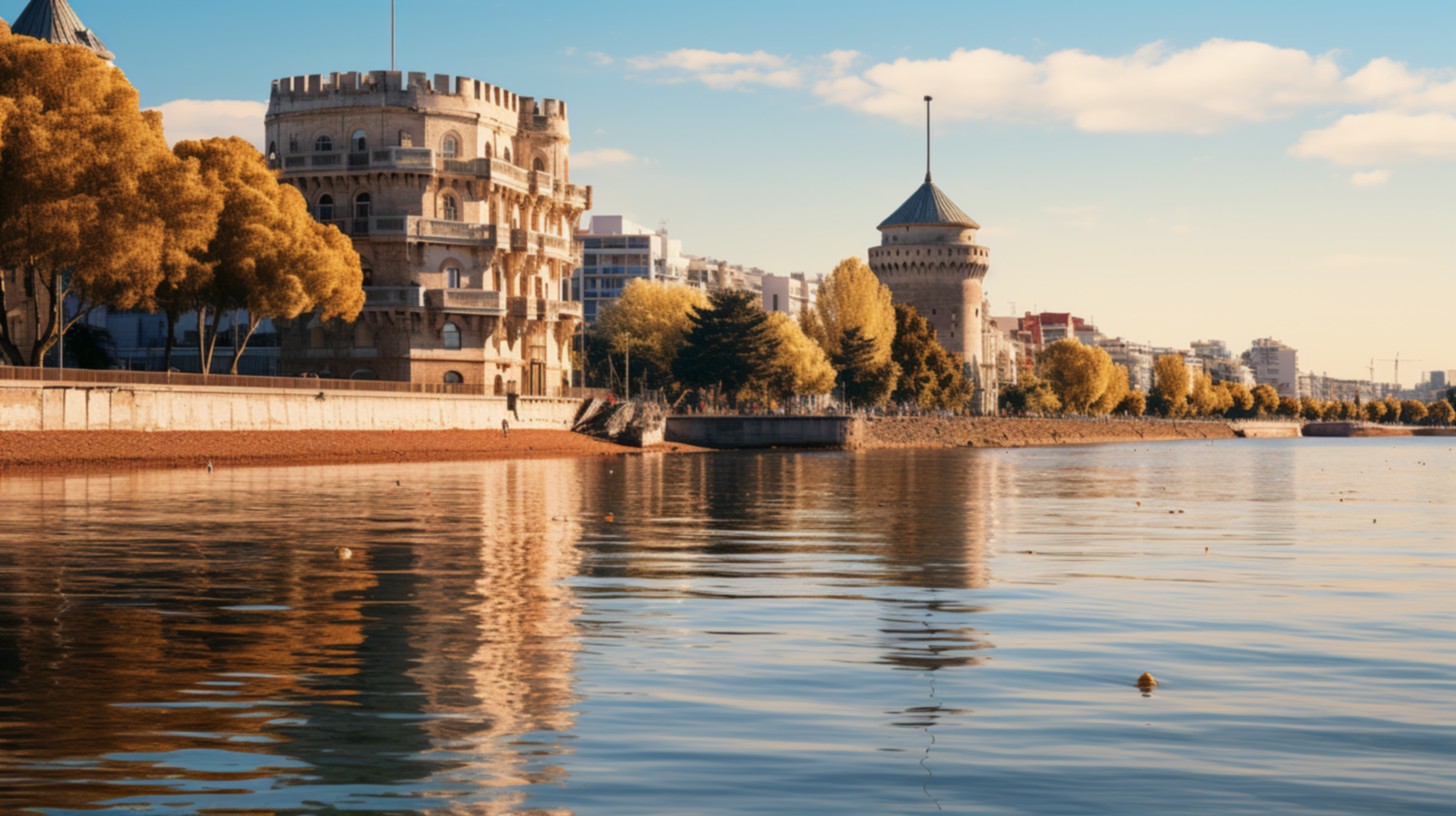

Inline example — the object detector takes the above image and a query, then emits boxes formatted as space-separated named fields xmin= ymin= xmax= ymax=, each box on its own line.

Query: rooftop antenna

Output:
xmin=390 ymin=0 xmax=396 ymax=71
xmin=924 ymin=95 xmax=933 ymax=183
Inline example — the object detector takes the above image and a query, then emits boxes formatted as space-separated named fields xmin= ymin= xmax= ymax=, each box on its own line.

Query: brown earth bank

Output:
xmin=0 ymin=430 xmax=702 ymax=476
xmin=857 ymin=416 xmax=1238 ymax=449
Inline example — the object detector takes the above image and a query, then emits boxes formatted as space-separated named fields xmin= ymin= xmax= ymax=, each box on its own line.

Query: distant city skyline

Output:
xmin=11 ymin=0 xmax=1453 ymax=385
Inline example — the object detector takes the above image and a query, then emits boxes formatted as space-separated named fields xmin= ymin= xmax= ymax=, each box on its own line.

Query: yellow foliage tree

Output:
xmin=1151 ymin=354 xmax=1190 ymax=417
xmin=1091 ymin=363 xmax=1131 ymax=416
xmin=804 ymin=257 xmax=895 ymax=366
xmin=1038 ymin=338 xmax=1113 ymax=414
xmin=594 ymin=279 xmax=709 ymax=388
xmin=762 ymin=311 xmax=836 ymax=402
xmin=1189 ymin=372 xmax=1222 ymax=416
xmin=0 ymin=29 xmax=219 ymax=366
xmin=174 ymin=138 xmax=362 ymax=373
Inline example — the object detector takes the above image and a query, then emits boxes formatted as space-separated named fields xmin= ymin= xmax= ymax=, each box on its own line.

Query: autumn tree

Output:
xmin=1116 ymin=391 xmax=1147 ymax=417
xmin=760 ymin=311 xmax=836 ymax=403
xmin=1276 ymin=396 xmax=1301 ymax=418
xmin=1221 ymin=382 xmax=1255 ymax=418
xmin=833 ymin=326 xmax=897 ymax=409
xmin=1250 ymin=384 xmax=1280 ymax=417
xmin=173 ymin=138 xmax=362 ymax=373
xmin=594 ymin=279 xmax=708 ymax=391
xmin=803 ymin=257 xmax=895 ymax=366
xmin=1189 ymin=372 xmax=1222 ymax=417
xmin=674 ymin=289 xmax=774 ymax=405
xmin=1000 ymin=366 xmax=1062 ymax=415
xmin=1091 ymin=363 xmax=1131 ymax=416
xmin=1362 ymin=400 xmax=1388 ymax=423
xmin=1149 ymin=354 xmax=1190 ymax=417
xmin=1038 ymin=339 xmax=1114 ymax=414
xmin=1299 ymin=396 xmax=1324 ymax=422
xmin=1427 ymin=399 xmax=1455 ymax=426
xmin=890 ymin=304 xmax=970 ymax=411
xmin=1399 ymin=399 xmax=1428 ymax=425
xmin=0 ymin=30 xmax=219 ymax=366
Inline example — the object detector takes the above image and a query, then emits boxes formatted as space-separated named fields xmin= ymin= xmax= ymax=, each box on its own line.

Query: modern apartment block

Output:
xmin=1244 ymin=337 xmax=1299 ymax=397
xmin=266 ymin=70 xmax=591 ymax=394
xmin=572 ymin=216 xmax=688 ymax=323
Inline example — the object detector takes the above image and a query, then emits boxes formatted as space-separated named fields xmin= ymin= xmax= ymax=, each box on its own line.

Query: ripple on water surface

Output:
xmin=0 ymin=438 xmax=1451 ymax=814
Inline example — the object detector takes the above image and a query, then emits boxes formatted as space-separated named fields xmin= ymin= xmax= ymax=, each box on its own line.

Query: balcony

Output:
xmin=426 ymin=289 xmax=504 ymax=315
xmin=411 ymin=219 xmax=495 ymax=247
xmin=507 ymin=296 xmax=539 ymax=319
xmin=280 ymin=147 xmax=435 ymax=176
xmin=321 ymin=216 xmax=409 ymax=238
xmin=564 ymin=183 xmax=591 ymax=210
xmin=510 ymin=228 xmax=529 ymax=252
xmin=530 ymin=169 xmax=553 ymax=195
xmin=547 ymin=300 xmax=584 ymax=321
xmin=363 ymin=286 xmax=425 ymax=309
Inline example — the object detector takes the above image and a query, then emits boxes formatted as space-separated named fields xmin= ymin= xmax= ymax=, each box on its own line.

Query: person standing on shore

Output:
xmin=501 ymin=418 xmax=510 ymax=438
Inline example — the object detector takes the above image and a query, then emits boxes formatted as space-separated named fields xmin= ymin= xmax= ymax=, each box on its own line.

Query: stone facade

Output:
xmin=266 ymin=70 xmax=591 ymax=395
xmin=868 ymin=180 xmax=999 ymax=413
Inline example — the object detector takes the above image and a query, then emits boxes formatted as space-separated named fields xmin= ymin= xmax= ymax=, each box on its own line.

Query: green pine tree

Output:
xmin=673 ymin=289 xmax=776 ymax=405
xmin=833 ymin=326 xmax=897 ymax=409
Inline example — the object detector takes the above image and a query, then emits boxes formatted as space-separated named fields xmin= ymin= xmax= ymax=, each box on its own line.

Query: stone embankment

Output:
xmin=855 ymin=416 xmax=1237 ymax=450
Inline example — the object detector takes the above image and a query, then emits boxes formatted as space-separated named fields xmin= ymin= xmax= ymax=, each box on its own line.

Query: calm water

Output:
xmin=0 ymin=439 xmax=1452 ymax=815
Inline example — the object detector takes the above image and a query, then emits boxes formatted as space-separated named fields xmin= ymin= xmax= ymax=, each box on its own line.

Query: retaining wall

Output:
xmin=665 ymin=416 xmax=857 ymax=449
xmin=0 ymin=381 xmax=583 ymax=432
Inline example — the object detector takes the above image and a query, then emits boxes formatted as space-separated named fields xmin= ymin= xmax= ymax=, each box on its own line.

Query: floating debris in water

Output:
xmin=1136 ymin=672 xmax=1158 ymax=690
xmin=334 ymin=547 xmax=353 ymax=561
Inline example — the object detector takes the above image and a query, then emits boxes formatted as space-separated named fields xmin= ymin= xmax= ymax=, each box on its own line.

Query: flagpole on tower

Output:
xmin=924 ymin=95 xmax=933 ymax=183
xmin=391 ymin=0 xmax=396 ymax=71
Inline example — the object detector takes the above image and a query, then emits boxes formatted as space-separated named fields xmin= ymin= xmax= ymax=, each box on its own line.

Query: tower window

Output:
xmin=351 ymin=129 xmax=367 ymax=153
xmin=317 ymin=194 xmax=335 ymax=221
xmin=443 ymin=322 xmax=462 ymax=350
xmin=314 ymin=134 xmax=333 ymax=153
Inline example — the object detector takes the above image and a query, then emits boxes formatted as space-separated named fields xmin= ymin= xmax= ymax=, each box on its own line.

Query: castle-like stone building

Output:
xmin=267 ymin=70 xmax=591 ymax=394
xmin=868 ymin=169 xmax=1000 ymax=413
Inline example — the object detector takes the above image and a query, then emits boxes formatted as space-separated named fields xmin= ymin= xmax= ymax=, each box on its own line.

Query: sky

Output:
xmin=19 ymin=0 xmax=1455 ymax=385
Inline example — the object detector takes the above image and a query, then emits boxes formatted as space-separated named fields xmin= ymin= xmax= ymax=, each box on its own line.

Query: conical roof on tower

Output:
xmin=877 ymin=180 xmax=980 ymax=230
xmin=11 ymin=0 xmax=114 ymax=61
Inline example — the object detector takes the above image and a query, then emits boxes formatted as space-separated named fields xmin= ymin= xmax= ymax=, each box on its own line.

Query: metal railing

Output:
xmin=0 ymin=365 xmax=601 ymax=400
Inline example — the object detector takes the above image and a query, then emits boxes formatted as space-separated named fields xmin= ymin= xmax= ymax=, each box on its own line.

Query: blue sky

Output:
xmin=30 ymin=0 xmax=1456 ymax=384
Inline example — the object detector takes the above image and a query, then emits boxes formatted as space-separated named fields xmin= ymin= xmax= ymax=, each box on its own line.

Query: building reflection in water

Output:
xmin=0 ymin=461 xmax=583 ymax=815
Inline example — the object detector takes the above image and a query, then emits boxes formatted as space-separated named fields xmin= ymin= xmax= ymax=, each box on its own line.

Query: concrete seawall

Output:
xmin=665 ymin=415 xmax=1238 ymax=450
xmin=0 ymin=381 xmax=582 ymax=432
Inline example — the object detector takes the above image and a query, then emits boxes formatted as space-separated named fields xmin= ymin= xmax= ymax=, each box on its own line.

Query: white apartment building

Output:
xmin=1245 ymin=337 xmax=1300 ymax=397
xmin=573 ymin=216 xmax=688 ymax=324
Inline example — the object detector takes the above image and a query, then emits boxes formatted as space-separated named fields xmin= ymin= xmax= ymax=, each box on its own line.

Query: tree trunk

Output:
xmin=162 ymin=309 xmax=177 ymax=371
xmin=0 ymin=272 xmax=27 ymax=366
xmin=229 ymin=318 xmax=263 ymax=375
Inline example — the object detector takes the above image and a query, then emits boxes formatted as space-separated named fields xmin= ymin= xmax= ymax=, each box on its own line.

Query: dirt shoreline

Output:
xmin=0 ymin=429 xmax=698 ymax=476
xmin=0 ymin=419 xmax=1242 ymax=477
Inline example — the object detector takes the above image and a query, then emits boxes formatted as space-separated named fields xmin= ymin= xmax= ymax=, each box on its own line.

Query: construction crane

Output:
xmin=1379 ymin=353 xmax=1424 ymax=391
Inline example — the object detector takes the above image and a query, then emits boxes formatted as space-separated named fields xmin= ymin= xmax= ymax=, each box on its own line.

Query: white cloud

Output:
xmin=1350 ymin=169 xmax=1391 ymax=187
xmin=617 ymin=40 xmax=1456 ymax=167
xmin=627 ymin=48 xmax=800 ymax=89
xmin=587 ymin=51 xmax=614 ymax=66
xmin=152 ymin=99 xmax=267 ymax=149
xmin=573 ymin=148 xmax=646 ymax=169
xmin=1290 ymin=111 xmax=1456 ymax=165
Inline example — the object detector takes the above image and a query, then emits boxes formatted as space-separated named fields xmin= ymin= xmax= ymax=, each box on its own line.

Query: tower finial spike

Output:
xmin=925 ymin=95 xmax=933 ymax=183
xmin=391 ymin=0 xmax=397 ymax=71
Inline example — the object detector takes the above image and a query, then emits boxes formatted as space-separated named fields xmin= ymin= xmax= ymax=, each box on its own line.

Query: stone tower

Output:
xmin=10 ymin=0 xmax=114 ymax=61
xmin=867 ymin=100 xmax=997 ymax=412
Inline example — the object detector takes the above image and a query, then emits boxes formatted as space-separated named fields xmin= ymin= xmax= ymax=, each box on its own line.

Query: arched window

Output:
xmin=317 ymin=194 xmax=334 ymax=221
xmin=441 ymin=136 xmax=459 ymax=158
xmin=485 ymin=143 xmax=494 ymax=159
xmin=444 ymin=371 xmax=464 ymax=384
xmin=314 ymin=134 xmax=333 ymax=153
xmin=441 ymin=193 xmax=459 ymax=221
xmin=351 ymin=129 xmax=367 ymax=153
xmin=503 ymin=147 xmax=511 ymax=163
xmin=442 ymin=322 xmax=461 ymax=350
xmin=445 ymin=266 xmax=462 ymax=288
xmin=532 ymin=157 xmax=545 ymax=172
xmin=361 ymin=267 xmax=374 ymax=285
xmin=493 ymin=374 xmax=505 ymax=396
xmin=267 ymin=142 xmax=278 ymax=163
xmin=354 ymin=192 xmax=371 ymax=219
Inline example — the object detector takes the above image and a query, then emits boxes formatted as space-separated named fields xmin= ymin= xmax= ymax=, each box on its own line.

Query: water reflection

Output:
xmin=0 ymin=463 xmax=583 ymax=814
